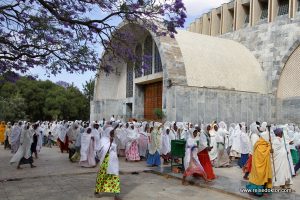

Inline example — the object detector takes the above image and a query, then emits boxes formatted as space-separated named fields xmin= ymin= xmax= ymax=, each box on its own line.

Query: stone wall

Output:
xmin=165 ymin=85 xmax=272 ymax=125
xmin=90 ymin=99 xmax=125 ymax=122
xmin=220 ymin=14 xmax=300 ymax=94
xmin=220 ymin=13 xmax=300 ymax=123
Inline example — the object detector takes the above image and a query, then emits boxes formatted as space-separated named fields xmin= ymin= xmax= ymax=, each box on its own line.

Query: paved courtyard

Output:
xmin=1 ymin=146 xmax=300 ymax=200
xmin=0 ymin=146 xmax=242 ymax=200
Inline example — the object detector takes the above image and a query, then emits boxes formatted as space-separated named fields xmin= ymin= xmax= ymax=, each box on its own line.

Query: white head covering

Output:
xmin=260 ymin=122 xmax=267 ymax=132
xmin=103 ymin=127 xmax=114 ymax=138
xmin=218 ymin=121 xmax=227 ymax=130
xmin=260 ymin=131 xmax=270 ymax=142
xmin=250 ymin=122 xmax=259 ymax=134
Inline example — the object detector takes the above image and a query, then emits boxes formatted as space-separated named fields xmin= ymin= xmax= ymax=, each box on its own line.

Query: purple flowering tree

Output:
xmin=0 ymin=0 xmax=187 ymax=75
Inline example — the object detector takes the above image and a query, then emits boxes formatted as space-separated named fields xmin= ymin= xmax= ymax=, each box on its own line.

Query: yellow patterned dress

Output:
xmin=95 ymin=154 xmax=120 ymax=193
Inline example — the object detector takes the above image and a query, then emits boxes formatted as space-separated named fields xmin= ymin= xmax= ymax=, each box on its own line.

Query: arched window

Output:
xmin=143 ymin=36 xmax=153 ymax=75
xmin=135 ymin=44 xmax=143 ymax=78
xmin=154 ymin=43 xmax=162 ymax=73
xmin=126 ymin=61 xmax=133 ymax=97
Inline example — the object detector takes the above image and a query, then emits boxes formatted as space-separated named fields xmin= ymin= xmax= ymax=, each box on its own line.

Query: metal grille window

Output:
xmin=126 ymin=62 xmax=133 ymax=98
xmin=135 ymin=44 xmax=143 ymax=78
xmin=143 ymin=36 xmax=153 ymax=76
xmin=260 ymin=4 xmax=268 ymax=19
xmin=278 ymin=0 xmax=289 ymax=16
xmin=154 ymin=43 xmax=162 ymax=73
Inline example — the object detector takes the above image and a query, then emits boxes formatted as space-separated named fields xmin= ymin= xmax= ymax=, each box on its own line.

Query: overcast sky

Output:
xmin=30 ymin=0 xmax=230 ymax=90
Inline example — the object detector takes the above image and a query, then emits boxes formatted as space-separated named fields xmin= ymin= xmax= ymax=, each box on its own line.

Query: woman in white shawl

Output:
xmin=138 ymin=122 xmax=149 ymax=160
xmin=10 ymin=121 xmax=22 ymax=154
xmin=161 ymin=127 xmax=171 ymax=165
xmin=125 ymin=123 xmax=140 ymax=161
xmin=229 ymin=124 xmax=242 ymax=160
xmin=95 ymin=127 xmax=120 ymax=200
xmin=215 ymin=122 xmax=230 ymax=168
xmin=238 ymin=123 xmax=251 ymax=168
xmin=80 ymin=127 xmax=96 ymax=168
xmin=208 ymin=124 xmax=218 ymax=162
xmin=10 ymin=123 xmax=36 ymax=169
xmin=115 ymin=123 xmax=127 ymax=157
xmin=182 ymin=129 xmax=208 ymax=185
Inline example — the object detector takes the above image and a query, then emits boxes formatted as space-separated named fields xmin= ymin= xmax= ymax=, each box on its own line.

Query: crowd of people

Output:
xmin=1 ymin=117 xmax=300 ymax=199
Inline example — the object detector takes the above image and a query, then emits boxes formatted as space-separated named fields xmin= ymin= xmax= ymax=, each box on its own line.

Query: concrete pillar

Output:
xmin=222 ymin=3 xmax=235 ymax=34
xmin=236 ymin=0 xmax=251 ymax=29
xmin=251 ymin=0 xmax=269 ymax=26
xmin=289 ymin=0 xmax=297 ymax=18
xmin=234 ymin=0 xmax=238 ymax=30
xmin=211 ymin=8 xmax=221 ymax=36
xmin=190 ymin=22 xmax=196 ymax=32
xmin=195 ymin=18 xmax=203 ymax=34
xmin=202 ymin=13 xmax=211 ymax=35
xmin=270 ymin=0 xmax=279 ymax=22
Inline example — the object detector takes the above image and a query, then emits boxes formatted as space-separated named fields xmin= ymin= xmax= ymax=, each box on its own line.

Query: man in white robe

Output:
xmin=272 ymin=128 xmax=293 ymax=188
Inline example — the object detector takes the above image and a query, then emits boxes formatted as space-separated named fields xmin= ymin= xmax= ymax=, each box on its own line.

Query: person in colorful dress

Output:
xmin=95 ymin=126 xmax=121 ymax=200
xmin=147 ymin=122 xmax=161 ymax=167
xmin=246 ymin=127 xmax=272 ymax=197
xmin=197 ymin=125 xmax=216 ymax=180
xmin=183 ymin=129 xmax=208 ymax=185
xmin=125 ymin=123 xmax=140 ymax=161
xmin=0 ymin=121 xmax=6 ymax=144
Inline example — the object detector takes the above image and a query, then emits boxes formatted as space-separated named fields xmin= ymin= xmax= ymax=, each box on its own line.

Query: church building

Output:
xmin=91 ymin=0 xmax=300 ymax=124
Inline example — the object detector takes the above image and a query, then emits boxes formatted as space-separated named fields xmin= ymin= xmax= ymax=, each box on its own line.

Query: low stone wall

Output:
xmin=90 ymin=100 xmax=124 ymax=122
xmin=165 ymin=85 xmax=272 ymax=125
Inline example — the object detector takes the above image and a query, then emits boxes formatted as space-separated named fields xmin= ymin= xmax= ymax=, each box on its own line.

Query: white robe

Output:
xmin=91 ymin=128 xmax=101 ymax=152
xmin=272 ymin=136 xmax=293 ymax=187
xmin=125 ymin=128 xmax=139 ymax=152
xmin=161 ymin=133 xmax=171 ymax=155
xmin=10 ymin=128 xmax=32 ymax=164
xmin=184 ymin=137 xmax=203 ymax=170
xmin=250 ymin=133 xmax=260 ymax=155
xmin=58 ymin=124 xmax=67 ymax=142
xmin=98 ymin=136 xmax=119 ymax=175
xmin=230 ymin=126 xmax=242 ymax=154
xmin=240 ymin=131 xmax=250 ymax=154
xmin=80 ymin=133 xmax=95 ymax=165
xmin=208 ymin=130 xmax=218 ymax=161
xmin=198 ymin=131 xmax=209 ymax=152
xmin=138 ymin=131 xmax=149 ymax=157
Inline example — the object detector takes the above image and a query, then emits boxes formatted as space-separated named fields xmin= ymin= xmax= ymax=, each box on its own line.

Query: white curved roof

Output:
xmin=175 ymin=30 xmax=267 ymax=94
